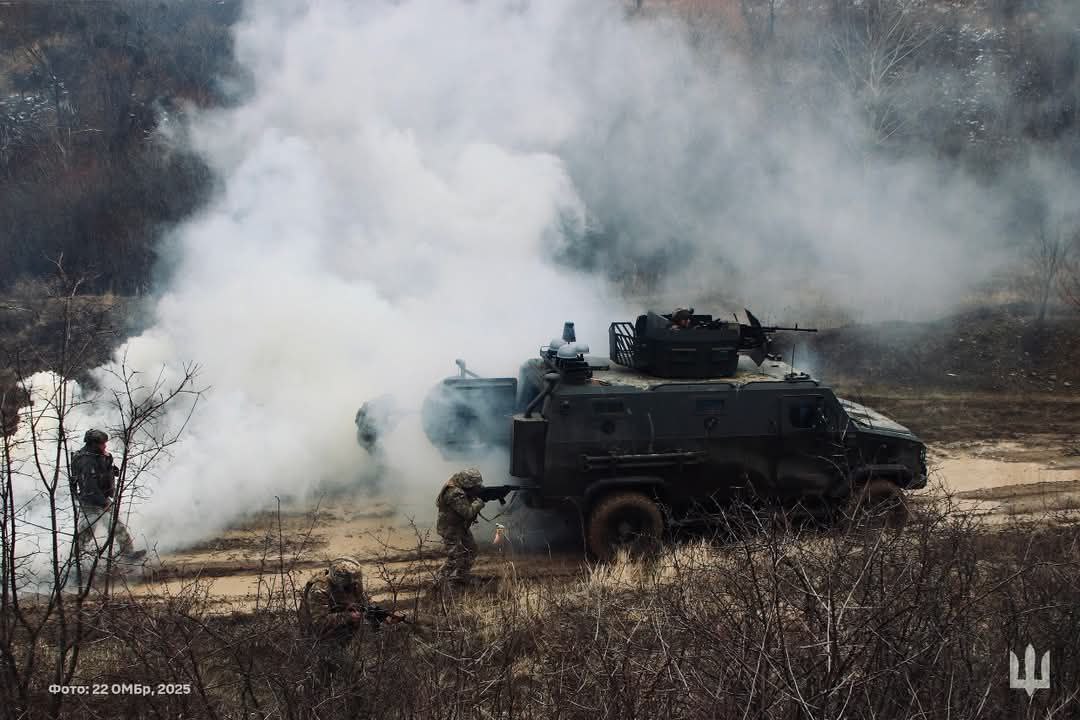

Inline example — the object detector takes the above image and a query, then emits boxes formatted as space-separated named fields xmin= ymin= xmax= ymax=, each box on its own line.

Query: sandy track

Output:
xmin=129 ymin=393 xmax=1080 ymax=608
xmin=932 ymin=438 xmax=1080 ymax=520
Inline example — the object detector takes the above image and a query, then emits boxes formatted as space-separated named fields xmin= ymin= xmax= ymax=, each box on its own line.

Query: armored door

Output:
xmin=776 ymin=395 xmax=844 ymax=503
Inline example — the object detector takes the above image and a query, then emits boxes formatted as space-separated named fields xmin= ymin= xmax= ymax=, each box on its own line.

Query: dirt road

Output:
xmin=131 ymin=391 xmax=1080 ymax=610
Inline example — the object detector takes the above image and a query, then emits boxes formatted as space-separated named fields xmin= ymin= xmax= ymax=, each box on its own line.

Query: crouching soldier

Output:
xmin=434 ymin=468 xmax=485 ymax=586
xmin=299 ymin=559 xmax=406 ymax=670
xmin=71 ymin=429 xmax=144 ymax=563
xmin=299 ymin=558 xmax=370 ymax=685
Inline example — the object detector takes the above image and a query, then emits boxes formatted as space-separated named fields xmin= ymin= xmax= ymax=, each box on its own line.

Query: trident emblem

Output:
xmin=1009 ymin=645 xmax=1050 ymax=698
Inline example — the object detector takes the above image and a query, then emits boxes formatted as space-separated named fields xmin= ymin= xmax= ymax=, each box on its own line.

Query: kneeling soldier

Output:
xmin=300 ymin=558 xmax=405 ymax=685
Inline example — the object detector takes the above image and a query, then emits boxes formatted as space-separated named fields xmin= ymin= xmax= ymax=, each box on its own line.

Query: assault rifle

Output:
xmin=465 ymin=485 xmax=522 ymax=505
xmin=347 ymin=603 xmax=409 ymax=628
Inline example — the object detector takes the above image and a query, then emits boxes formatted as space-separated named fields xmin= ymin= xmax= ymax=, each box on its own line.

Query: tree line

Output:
xmin=0 ymin=1 xmax=242 ymax=294
xmin=2 ymin=0 xmax=1080 ymax=300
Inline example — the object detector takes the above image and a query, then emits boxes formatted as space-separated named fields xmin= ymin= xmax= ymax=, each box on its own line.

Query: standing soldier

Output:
xmin=71 ymin=429 xmax=144 ymax=562
xmin=354 ymin=394 xmax=398 ymax=495
xmin=435 ymin=468 xmax=485 ymax=586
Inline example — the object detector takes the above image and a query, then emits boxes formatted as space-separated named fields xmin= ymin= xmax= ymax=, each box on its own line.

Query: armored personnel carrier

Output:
xmin=369 ymin=310 xmax=928 ymax=559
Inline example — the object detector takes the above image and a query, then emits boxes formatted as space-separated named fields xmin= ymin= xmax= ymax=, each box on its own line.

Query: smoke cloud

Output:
xmin=12 ymin=0 xmax=1078 ymax=555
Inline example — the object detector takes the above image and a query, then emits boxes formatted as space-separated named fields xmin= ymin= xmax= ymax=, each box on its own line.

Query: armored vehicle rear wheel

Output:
xmin=847 ymin=479 xmax=909 ymax=527
xmin=587 ymin=491 xmax=664 ymax=561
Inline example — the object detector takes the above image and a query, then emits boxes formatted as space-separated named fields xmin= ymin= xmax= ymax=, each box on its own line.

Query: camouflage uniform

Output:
xmin=299 ymin=560 xmax=372 ymax=643
xmin=435 ymin=468 xmax=485 ymax=585
xmin=70 ymin=431 xmax=136 ymax=559
xmin=355 ymin=395 xmax=397 ymax=454
xmin=299 ymin=559 xmax=371 ymax=686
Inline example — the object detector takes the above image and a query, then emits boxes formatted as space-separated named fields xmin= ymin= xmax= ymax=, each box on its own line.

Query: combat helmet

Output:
xmin=326 ymin=557 xmax=363 ymax=591
xmin=451 ymin=468 xmax=483 ymax=490
xmin=84 ymin=429 xmax=109 ymax=444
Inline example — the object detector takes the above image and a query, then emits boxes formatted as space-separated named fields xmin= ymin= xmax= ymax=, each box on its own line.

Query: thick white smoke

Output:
xmin=89 ymin=0 xmax=627 ymax=549
xmin=11 ymin=0 xmax=1047 ymax=557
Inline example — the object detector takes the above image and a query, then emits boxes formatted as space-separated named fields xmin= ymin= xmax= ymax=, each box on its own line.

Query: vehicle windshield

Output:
xmin=838 ymin=399 xmax=912 ymax=435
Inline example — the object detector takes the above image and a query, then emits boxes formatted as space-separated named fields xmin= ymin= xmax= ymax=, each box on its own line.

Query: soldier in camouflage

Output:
xmin=71 ymin=429 xmax=143 ymax=562
xmin=354 ymin=394 xmax=398 ymax=495
xmin=299 ymin=558 xmax=373 ymax=642
xmin=434 ymin=468 xmax=485 ymax=586
xmin=298 ymin=558 xmax=372 ymax=685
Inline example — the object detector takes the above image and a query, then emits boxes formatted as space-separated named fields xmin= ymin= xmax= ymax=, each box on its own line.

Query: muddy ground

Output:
xmin=130 ymin=388 xmax=1080 ymax=611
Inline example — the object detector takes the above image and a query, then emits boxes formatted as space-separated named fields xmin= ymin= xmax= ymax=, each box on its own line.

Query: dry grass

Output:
xmin=4 ymin=499 xmax=1080 ymax=719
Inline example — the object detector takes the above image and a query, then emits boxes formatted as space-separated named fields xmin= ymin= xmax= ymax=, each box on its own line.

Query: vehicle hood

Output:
xmin=838 ymin=399 xmax=920 ymax=441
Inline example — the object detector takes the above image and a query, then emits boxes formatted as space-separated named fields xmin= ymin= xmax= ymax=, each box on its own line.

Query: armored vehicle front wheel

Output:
xmin=587 ymin=491 xmax=664 ymax=561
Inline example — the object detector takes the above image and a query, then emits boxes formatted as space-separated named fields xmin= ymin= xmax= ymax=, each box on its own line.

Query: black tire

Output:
xmin=587 ymin=491 xmax=664 ymax=561
xmin=847 ymin=479 xmax=909 ymax=527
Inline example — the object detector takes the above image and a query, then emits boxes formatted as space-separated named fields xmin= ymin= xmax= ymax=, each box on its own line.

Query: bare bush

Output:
xmin=0 ymin=266 xmax=202 ymax=718
xmin=4 ymin=492 xmax=1078 ymax=719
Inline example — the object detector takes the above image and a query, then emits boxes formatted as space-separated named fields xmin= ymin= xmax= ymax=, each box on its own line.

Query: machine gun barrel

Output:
xmin=743 ymin=309 xmax=817 ymax=336
xmin=758 ymin=325 xmax=818 ymax=334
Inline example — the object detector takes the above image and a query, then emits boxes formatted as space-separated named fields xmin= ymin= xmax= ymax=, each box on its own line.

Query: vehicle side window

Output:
xmin=788 ymin=398 xmax=825 ymax=430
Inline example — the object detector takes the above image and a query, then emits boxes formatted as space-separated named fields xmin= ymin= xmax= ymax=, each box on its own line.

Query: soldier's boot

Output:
xmin=433 ymin=563 xmax=458 ymax=588
xmin=112 ymin=523 xmax=145 ymax=563
xmin=432 ymin=561 xmax=467 ymax=592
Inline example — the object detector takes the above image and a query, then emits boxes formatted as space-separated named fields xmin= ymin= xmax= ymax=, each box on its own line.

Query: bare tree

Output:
xmin=95 ymin=356 xmax=202 ymax=588
xmin=0 ymin=263 xmax=202 ymax=717
xmin=1059 ymin=232 xmax=1080 ymax=312
xmin=1025 ymin=220 xmax=1070 ymax=327
xmin=830 ymin=0 xmax=936 ymax=146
